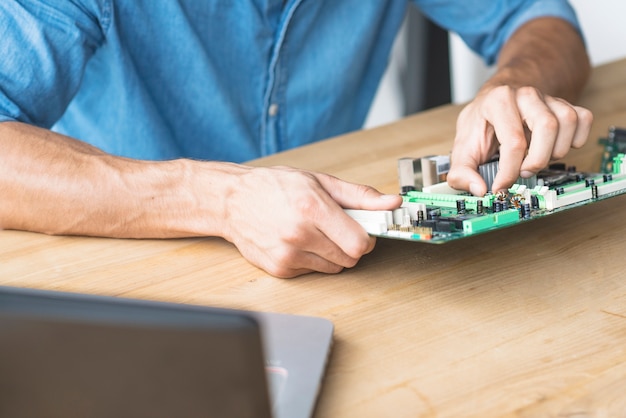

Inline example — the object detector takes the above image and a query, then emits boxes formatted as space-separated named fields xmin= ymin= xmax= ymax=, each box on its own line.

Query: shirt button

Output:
xmin=268 ymin=103 xmax=279 ymax=117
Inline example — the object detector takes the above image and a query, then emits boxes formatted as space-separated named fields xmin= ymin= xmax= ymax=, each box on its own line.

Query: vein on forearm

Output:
xmin=0 ymin=121 xmax=229 ymax=238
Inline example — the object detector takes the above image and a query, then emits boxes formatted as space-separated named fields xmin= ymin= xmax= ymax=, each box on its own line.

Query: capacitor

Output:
xmin=456 ymin=199 xmax=466 ymax=214
xmin=556 ymin=187 xmax=564 ymax=195
xmin=585 ymin=178 xmax=595 ymax=187
xmin=477 ymin=200 xmax=484 ymax=214
xmin=531 ymin=194 xmax=539 ymax=209
xmin=427 ymin=209 xmax=440 ymax=220
xmin=494 ymin=201 xmax=502 ymax=212
xmin=523 ymin=203 xmax=531 ymax=219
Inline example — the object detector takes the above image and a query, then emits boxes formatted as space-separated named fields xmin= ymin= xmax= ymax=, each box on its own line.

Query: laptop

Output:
xmin=0 ymin=285 xmax=333 ymax=418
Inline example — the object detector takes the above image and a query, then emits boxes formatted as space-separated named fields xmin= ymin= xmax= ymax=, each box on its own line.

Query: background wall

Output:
xmin=365 ymin=6 xmax=450 ymax=128
xmin=366 ymin=1 xmax=626 ymax=127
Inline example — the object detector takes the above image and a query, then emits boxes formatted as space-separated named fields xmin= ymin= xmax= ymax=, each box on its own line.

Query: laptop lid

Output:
xmin=0 ymin=286 xmax=333 ymax=418
xmin=253 ymin=310 xmax=333 ymax=418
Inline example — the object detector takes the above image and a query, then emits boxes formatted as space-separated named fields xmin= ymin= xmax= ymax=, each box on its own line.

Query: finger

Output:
xmin=447 ymin=159 xmax=489 ymax=196
xmin=307 ymin=232 xmax=376 ymax=267
xmin=316 ymin=173 xmax=403 ymax=210
xmin=314 ymin=207 xmax=377 ymax=262
xmin=245 ymin=232 xmax=352 ymax=278
xmin=480 ymin=87 xmax=528 ymax=192
xmin=261 ymin=254 xmax=342 ymax=279
xmin=275 ymin=235 xmax=375 ymax=278
xmin=294 ymin=176 xmax=384 ymax=260
xmin=544 ymin=100 xmax=593 ymax=151
xmin=520 ymin=99 xmax=593 ymax=176
xmin=571 ymin=105 xmax=593 ymax=148
xmin=271 ymin=251 xmax=346 ymax=278
xmin=447 ymin=107 xmax=496 ymax=195
xmin=545 ymin=97 xmax=579 ymax=158
xmin=288 ymin=220 xmax=372 ymax=268
xmin=516 ymin=94 xmax=562 ymax=177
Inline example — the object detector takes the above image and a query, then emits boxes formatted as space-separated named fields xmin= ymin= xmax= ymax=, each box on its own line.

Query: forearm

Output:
xmin=483 ymin=17 xmax=590 ymax=102
xmin=0 ymin=121 xmax=235 ymax=238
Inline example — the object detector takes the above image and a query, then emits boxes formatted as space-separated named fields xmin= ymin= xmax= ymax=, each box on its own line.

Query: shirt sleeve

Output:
xmin=413 ymin=0 xmax=582 ymax=65
xmin=0 ymin=0 xmax=110 ymax=127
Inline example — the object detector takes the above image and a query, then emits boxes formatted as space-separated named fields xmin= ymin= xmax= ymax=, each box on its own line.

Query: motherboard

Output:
xmin=346 ymin=127 xmax=626 ymax=243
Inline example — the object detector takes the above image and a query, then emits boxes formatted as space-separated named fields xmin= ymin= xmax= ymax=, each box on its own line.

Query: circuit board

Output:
xmin=346 ymin=127 xmax=626 ymax=244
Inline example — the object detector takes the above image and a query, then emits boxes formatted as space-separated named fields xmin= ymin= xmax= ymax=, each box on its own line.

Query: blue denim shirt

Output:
xmin=0 ymin=1 xmax=580 ymax=162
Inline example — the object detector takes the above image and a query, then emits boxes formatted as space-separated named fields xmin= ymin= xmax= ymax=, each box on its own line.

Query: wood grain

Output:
xmin=3 ymin=58 xmax=626 ymax=417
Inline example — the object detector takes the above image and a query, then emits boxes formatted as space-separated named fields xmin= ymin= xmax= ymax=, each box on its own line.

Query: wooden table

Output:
xmin=3 ymin=58 xmax=626 ymax=417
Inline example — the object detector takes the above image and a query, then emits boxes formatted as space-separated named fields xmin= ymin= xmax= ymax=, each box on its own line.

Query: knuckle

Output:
xmin=446 ymin=170 xmax=462 ymax=188
xmin=339 ymin=253 xmax=360 ymax=269
xmin=269 ymin=267 xmax=297 ymax=279
xmin=328 ymin=265 xmax=345 ymax=274
xmin=268 ymin=247 xmax=299 ymax=273
xmin=492 ymin=84 xmax=513 ymax=96
xmin=447 ymin=178 xmax=463 ymax=191
xmin=455 ymin=105 xmax=479 ymax=130
xmin=279 ymin=226 xmax=307 ymax=247
xmin=355 ymin=236 xmax=377 ymax=257
xmin=354 ymin=183 xmax=377 ymax=200
xmin=343 ymin=258 xmax=358 ymax=269
xmin=554 ymin=104 xmax=579 ymax=125
xmin=260 ymin=255 xmax=297 ymax=279
xmin=537 ymin=113 xmax=559 ymax=134
xmin=345 ymin=240 xmax=369 ymax=261
xmin=551 ymin=148 xmax=568 ymax=160
xmin=446 ymin=168 xmax=458 ymax=181
xmin=507 ymin=136 xmax=529 ymax=154
xmin=276 ymin=244 xmax=298 ymax=262
xmin=517 ymin=86 xmax=539 ymax=98
xmin=578 ymin=107 xmax=594 ymax=125
xmin=292 ymin=196 xmax=327 ymax=225
xmin=293 ymin=193 xmax=320 ymax=214
xmin=488 ymin=85 xmax=515 ymax=104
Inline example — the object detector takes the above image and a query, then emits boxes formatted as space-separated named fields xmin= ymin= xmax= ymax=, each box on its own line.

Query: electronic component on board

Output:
xmin=347 ymin=127 xmax=626 ymax=244
xmin=599 ymin=126 xmax=626 ymax=173
xmin=398 ymin=155 xmax=450 ymax=192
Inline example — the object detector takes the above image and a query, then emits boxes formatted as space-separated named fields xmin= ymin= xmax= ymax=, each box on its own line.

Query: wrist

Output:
xmin=137 ymin=159 xmax=248 ymax=239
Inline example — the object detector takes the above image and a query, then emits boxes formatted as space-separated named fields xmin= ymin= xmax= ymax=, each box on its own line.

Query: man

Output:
xmin=0 ymin=1 xmax=592 ymax=278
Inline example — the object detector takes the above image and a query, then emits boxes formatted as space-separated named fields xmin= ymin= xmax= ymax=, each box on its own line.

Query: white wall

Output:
xmin=364 ymin=19 xmax=408 ymax=128
xmin=366 ymin=0 xmax=626 ymax=128
xmin=450 ymin=0 xmax=626 ymax=103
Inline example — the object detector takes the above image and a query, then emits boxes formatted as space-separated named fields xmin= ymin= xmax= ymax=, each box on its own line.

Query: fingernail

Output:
xmin=380 ymin=194 xmax=399 ymax=200
xmin=520 ymin=170 xmax=534 ymax=178
xmin=469 ymin=182 xmax=481 ymax=196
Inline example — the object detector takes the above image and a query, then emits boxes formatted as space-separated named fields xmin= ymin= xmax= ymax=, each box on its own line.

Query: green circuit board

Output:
xmin=346 ymin=127 xmax=626 ymax=244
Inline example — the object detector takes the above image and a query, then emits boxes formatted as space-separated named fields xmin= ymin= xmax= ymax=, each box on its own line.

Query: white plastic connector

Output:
xmin=343 ymin=209 xmax=392 ymax=235
xmin=422 ymin=181 xmax=465 ymax=195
